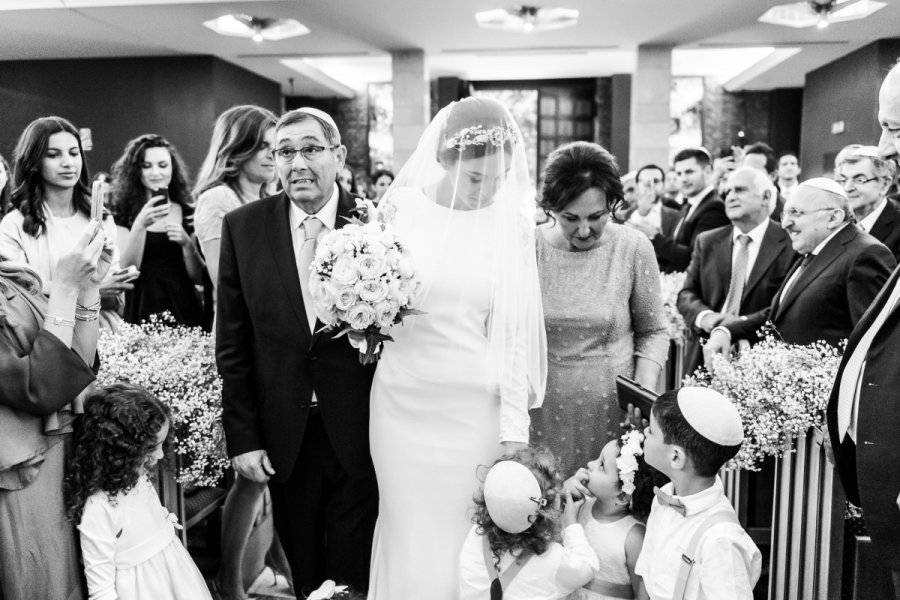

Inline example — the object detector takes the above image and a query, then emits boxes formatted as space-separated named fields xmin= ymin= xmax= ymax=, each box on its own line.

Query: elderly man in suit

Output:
xmin=633 ymin=148 xmax=730 ymax=273
xmin=216 ymin=107 xmax=378 ymax=592
xmin=835 ymin=144 xmax=900 ymax=260
xmin=827 ymin=61 xmax=900 ymax=598
xmin=677 ymin=167 xmax=796 ymax=375
xmin=705 ymin=177 xmax=894 ymax=353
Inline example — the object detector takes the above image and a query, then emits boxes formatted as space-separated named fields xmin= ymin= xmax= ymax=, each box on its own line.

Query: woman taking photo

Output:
xmin=110 ymin=134 xmax=204 ymax=327
xmin=0 ymin=219 xmax=112 ymax=600
xmin=532 ymin=141 xmax=668 ymax=474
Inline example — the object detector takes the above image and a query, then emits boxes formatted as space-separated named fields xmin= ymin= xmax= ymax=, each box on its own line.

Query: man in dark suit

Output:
xmin=216 ymin=107 xmax=378 ymax=592
xmin=677 ymin=167 xmax=796 ymax=375
xmin=705 ymin=177 xmax=895 ymax=354
xmin=835 ymin=145 xmax=900 ymax=260
xmin=627 ymin=164 xmax=681 ymax=254
xmin=634 ymin=147 xmax=730 ymax=273
xmin=828 ymin=62 xmax=900 ymax=597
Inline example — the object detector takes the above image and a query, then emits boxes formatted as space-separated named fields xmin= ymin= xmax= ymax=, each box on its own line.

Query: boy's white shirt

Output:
xmin=458 ymin=523 xmax=599 ymax=600
xmin=634 ymin=477 xmax=761 ymax=600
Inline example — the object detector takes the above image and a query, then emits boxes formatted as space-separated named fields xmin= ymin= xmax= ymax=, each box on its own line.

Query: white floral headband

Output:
xmin=443 ymin=124 xmax=520 ymax=152
xmin=616 ymin=429 xmax=644 ymax=497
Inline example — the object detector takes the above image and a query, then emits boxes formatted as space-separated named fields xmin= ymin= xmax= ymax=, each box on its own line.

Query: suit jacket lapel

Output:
xmin=743 ymin=220 xmax=785 ymax=299
xmin=711 ymin=227 xmax=733 ymax=306
xmin=266 ymin=193 xmax=311 ymax=338
xmin=868 ymin=200 xmax=895 ymax=240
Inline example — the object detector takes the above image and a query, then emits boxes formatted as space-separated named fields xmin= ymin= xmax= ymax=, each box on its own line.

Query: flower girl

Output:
xmin=65 ymin=383 xmax=212 ymax=600
xmin=458 ymin=447 xmax=599 ymax=600
xmin=564 ymin=429 xmax=668 ymax=600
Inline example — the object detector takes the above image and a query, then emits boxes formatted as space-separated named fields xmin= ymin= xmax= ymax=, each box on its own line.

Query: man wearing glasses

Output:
xmin=704 ymin=177 xmax=894 ymax=355
xmin=216 ymin=107 xmax=378 ymax=594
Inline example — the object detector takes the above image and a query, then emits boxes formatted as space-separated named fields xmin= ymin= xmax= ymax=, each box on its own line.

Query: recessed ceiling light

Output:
xmin=475 ymin=5 xmax=579 ymax=33
xmin=203 ymin=14 xmax=309 ymax=42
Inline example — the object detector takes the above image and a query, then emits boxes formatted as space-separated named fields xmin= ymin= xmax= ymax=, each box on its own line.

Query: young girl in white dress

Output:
xmin=458 ymin=447 xmax=598 ymax=600
xmin=564 ymin=429 xmax=668 ymax=600
xmin=65 ymin=383 xmax=213 ymax=600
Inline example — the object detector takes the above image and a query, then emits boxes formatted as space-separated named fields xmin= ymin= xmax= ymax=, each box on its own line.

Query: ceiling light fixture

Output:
xmin=203 ymin=14 xmax=310 ymax=42
xmin=758 ymin=0 xmax=886 ymax=29
xmin=475 ymin=5 xmax=579 ymax=33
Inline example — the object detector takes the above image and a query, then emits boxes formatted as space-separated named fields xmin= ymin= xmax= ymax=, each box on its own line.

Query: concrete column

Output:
xmin=391 ymin=49 xmax=428 ymax=171
xmin=629 ymin=45 xmax=672 ymax=172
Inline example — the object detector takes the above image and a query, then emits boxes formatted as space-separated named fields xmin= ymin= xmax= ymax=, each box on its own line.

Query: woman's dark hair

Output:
xmin=651 ymin=390 xmax=741 ymax=477
xmin=437 ymin=97 xmax=517 ymax=165
xmin=65 ymin=382 xmax=171 ymax=524
xmin=0 ymin=153 xmax=11 ymax=216
xmin=9 ymin=116 xmax=92 ymax=237
xmin=472 ymin=446 xmax=563 ymax=562
xmin=538 ymin=141 xmax=624 ymax=216
xmin=109 ymin=134 xmax=193 ymax=229
xmin=371 ymin=168 xmax=394 ymax=184
xmin=339 ymin=164 xmax=359 ymax=196
xmin=612 ymin=430 xmax=669 ymax=522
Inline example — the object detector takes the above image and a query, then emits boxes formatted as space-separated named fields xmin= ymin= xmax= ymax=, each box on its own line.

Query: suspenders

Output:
xmin=672 ymin=511 xmax=740 ymax=600
xmin=481 ymin=535 xmax=534 ymax=600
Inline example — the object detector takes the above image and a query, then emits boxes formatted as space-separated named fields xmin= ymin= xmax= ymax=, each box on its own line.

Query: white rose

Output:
xmin=347 ymin=302 xmax=375 ymax=330
xmin=355 ymin=279 xmax=390 ymax=304
xmin=365 ymin=239 xmax=387 ymax=257
xmin=388 ymin=278 xmax=410 ymax=306
xmin=328 ymin=234 xmax=347 ymax=256
xmin=334 ymin=287 xmax=357 ymax=311
xmin=357 ymin=254 xmax=386 ymax=279
xmin=384 ymin=247 xmax=401 ymax=267
xmin=377 ymin=200 xmax=398 ymax=224
xmin=315 ymin=301 xmax=340 ymax=326
xmin=397 ymin=257 xmax=414 ymax=279
xmin=374 ymin=299 xmax=400 ymax=328
xmin=309 ymin=276 xmax=331 ymax=304
xmin=331 ymin=255 xmax=359 ymax=285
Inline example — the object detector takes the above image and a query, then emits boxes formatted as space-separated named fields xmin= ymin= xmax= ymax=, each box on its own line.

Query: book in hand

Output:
xmin=616 ymin=375 xmax=659 ymax=420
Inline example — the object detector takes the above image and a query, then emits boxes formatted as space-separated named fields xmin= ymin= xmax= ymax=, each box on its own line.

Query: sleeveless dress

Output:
xmin=571 ymin=499 xmax=641 ymax=600
xmin=368 ymin=189 xmax=530 ymax=600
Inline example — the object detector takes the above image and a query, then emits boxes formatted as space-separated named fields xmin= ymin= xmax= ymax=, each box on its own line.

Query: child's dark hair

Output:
xmin=472 ymin=447 xmax=563 ymax=561
xmin=613 ymin=431 xmax=669 ymax=522
xmin=65 ymin=383 xmax=172 ymax=524
xmin=651 ymin=390 xmax=741 ymax=477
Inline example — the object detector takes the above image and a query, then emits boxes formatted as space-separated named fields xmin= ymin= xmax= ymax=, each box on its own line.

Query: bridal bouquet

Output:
xmin=658 ymin=271 xmax=686 ymax=344
xmin=97 ymin=314 xmax=228 ymax=486
xmin=684 ymin=330 xmax=842 ymax=471
xmin=309 ymin=199 xmax=421 ymax=364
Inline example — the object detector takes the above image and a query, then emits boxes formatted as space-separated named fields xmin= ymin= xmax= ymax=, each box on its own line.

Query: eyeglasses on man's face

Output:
xmin=274 ymin=145 xmax=338 ymax=163
xmin=781 ymin=206 xmax=840 ymax=221
xmin=835 ymin=175 xmax=881 ymax=188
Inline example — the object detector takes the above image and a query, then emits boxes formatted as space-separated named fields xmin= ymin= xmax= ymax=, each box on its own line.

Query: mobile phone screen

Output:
xmin=150 ymin=188 xmax=169 ymax=207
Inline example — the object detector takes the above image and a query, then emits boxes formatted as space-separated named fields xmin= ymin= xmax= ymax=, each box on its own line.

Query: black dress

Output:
xmin=124 ymin=219 xmax=203 ymax=328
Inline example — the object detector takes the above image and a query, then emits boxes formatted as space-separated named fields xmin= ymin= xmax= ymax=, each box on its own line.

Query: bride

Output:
xmin=368 ymin=96 xmax=547 ymax=599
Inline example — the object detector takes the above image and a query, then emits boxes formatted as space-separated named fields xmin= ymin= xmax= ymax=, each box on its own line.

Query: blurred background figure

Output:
xmin=776 ymin=152 xmax=801 ymax=199
xmin=612 ymin=170 xmax=637 ymax=221
xmin=338 ymin=164 xmax=360 ymax=196
xmin=370 ymin=168 xmax=394 ymax=204
xmin=0 ymin=153 xmax=12 ymax=216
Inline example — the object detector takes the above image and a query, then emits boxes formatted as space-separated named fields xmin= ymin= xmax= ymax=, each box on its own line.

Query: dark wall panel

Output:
xmin=610 ymin=73 xmax=631 ymax=172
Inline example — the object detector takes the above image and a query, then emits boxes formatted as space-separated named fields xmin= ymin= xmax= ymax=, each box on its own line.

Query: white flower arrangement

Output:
xmin=617 ymin=429 xmax=644 ymax=496
xmin=309 ymin=200 xmax=422 ymax=364
xmin=684 ymin=330 xmax=842 ymax=471
xmin=658 ymin=271 xmax=687 ymax=344
xmin=443 ymin=124 xmax=520 ymax=152
xmin=96 ymin=314 xmax=228 ymax=487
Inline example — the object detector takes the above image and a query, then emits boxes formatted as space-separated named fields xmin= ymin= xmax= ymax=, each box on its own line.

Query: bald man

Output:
xmin=827 ymin=61 xmax=900 ymax=597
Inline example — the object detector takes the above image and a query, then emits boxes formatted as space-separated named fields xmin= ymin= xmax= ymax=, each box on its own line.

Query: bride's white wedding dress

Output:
xmin=367 ymin=189 xmax=531 ymax=600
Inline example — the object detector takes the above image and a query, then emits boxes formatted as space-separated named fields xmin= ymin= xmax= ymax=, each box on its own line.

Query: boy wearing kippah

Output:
xmin=635 ymin=387 xmax=761 ymax=600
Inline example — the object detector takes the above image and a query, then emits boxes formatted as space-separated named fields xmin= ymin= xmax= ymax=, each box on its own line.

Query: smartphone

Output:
xmin=616 ymin=375 xmax=658 ymax=420
xmin=90 ymin=180 xmax=108 ymax=221
xmin=150 ymin=188 xmax=169 ymax=208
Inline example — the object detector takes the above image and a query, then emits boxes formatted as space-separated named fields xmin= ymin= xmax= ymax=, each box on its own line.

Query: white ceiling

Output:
xmin=0 ymin=0 xmax=897 ymax=97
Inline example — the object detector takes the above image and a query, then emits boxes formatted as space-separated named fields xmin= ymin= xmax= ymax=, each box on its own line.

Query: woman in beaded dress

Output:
xmin=532 ymin=142 xmax=668 ymax=474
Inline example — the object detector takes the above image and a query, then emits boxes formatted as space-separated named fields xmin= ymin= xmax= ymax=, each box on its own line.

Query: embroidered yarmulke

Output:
xmin=799 ymin=177 xmax=848 ymax=200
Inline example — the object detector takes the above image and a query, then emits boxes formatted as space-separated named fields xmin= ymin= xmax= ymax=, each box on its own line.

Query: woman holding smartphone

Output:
xmin=110 ymin=134 xmax=204 ymax=327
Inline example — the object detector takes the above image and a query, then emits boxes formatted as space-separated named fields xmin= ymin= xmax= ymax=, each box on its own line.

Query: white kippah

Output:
xmin=483 ymin=461 xmax=543 ymax=534
xmin=846 ymin=145 xmax=880 ymax=159
xmin=799 ymin=177 xmax=848 ymax=199
xmin=296 ymin=107 xmax=340 ymax=140
xmin=677 ymin=387 xmax=744 ymax=446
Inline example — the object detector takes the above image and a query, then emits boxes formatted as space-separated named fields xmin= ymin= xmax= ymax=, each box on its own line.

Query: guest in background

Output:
xmin=338 ymin=164 xmax=360 ymax=196
xmin=677 ymin=167 xmax=796 ymax=375
xmin=835 ymin=145 xmax=900 ymax=260
xmin=612 ymin=171 xmax=637 ymax=222
xmin=663 ymin=169 xmax=681 ymax=208
xmin=110 ymin=134 xmax=203 ymax=327
xmin=370 ymin=168 xmax=393 ymax=205
xmin=633 ymin=147 xmax=729 ymax=273
xmin=532 ymin=141 xmax=668 ymax=474
xmin=776 ymin=152 xmax=801 ymax=199
xmin=628 ymin=164 xmax=680 ymax=247
xmin=705 ymin=178 xmax=894 ymax=356
xmin=741 ymin=142 xmax=784 ymax=220
xmin=193 ymin=104 xmax=287 ymax=600
xmin=0 ymin=220 xmax=111 ymax=600
xmin=0 ymin=153 xmax=11 ymax=216
xmin=0 ymin=117 xmax=120 ymax=299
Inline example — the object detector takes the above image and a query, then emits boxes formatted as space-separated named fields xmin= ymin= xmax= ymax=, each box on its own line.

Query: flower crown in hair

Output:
xmin=443 ymin=124 xmax=520 ymax=152
xmin=616 ymin=429 xmax=644 ymax=497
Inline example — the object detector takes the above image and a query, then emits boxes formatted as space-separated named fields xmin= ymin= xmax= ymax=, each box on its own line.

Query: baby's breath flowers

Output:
xmin=97 ymin=314 xmax=228 ymax=487
xmin=684 ymin=331 xmax=842 ymax=471
xmin=659 ymin=271 xmax=687 ymax=344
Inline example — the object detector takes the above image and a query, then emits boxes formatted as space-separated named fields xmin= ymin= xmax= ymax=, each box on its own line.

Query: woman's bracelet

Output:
xmin=45 ymin=314 xmax=76 ymax=328
xmin=75 ymin=310 xmax=100 ymax=322
xmin=76 ymin=299 xmax=102 ymax=312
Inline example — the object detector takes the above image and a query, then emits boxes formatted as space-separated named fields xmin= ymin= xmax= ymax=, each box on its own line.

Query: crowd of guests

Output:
xmin=0 ymin=61 xmax=898 ymax=600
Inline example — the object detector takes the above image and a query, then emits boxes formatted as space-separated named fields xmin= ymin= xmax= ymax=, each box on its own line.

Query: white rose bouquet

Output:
xmin=309 ymin=199 xmax=422 ymax=364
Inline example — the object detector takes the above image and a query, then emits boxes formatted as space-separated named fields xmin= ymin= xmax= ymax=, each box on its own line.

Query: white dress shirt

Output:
xmin=779 ymin=223 xmax=849 ymax=305
xmin=635 ymin=478 xmax=761 ymax=600
xmin=684 ymin=186 xmax=715 ymax=221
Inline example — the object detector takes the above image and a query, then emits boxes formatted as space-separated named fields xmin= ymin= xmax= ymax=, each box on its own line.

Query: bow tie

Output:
xmin=653 ymin=486 xmax=687 ymax=517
